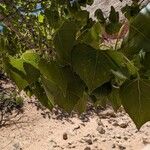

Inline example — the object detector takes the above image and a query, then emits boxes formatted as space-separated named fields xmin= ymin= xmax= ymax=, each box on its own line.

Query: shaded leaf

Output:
xmin=120 ymin=79 xmax=150 ymax=129
xmin=142 ymin=52 xmax=150 ymax=70
xmin=39 ymin=59 xmax=68 ymax=95
xmin=109 ymin=6 xmax=119 ymax=23
xmin=45 ymin=8 xmax=60 ymax=28
xmin=53 ymin=21 xmax=78 ymax=63
xmin=32 ymin=82 xmax=53 ymax=110
xmin=72 ymin=44 xmax=137 ymax=92
xmin=41 ymin=72 xmax=85 ymax=113
xmin=23 ymin=62 xmax=40 ymax=84
xmin=94 ymin=9 xmax=105 ymax=24
xmin=108 ymin=87 xmax=121 ymax=112
xmin=74 ymin=92 xmax=88 ymax=114
xmin=105 ymin=22 xmax=121 ymax=35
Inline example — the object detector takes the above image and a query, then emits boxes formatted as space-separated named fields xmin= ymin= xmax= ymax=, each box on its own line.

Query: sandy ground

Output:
xmin=0 ymin=93 xmax=150 ymax=150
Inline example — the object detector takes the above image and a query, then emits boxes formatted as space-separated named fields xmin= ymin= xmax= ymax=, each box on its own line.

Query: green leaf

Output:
xmin=105 ymin=22 xmax=121 ymax=35
xmin=4 ymin=52 xmax=41 ymax=89
xmin=73 ymin=10 xmax=89 ymax=25
xmin=45 ymin=8 xmax=60 ymax=28
xmin=53 ymin=21 xmax=78 ymax=63
xmin=120 ymin=79 xmax=150 ymax=129
xmin=108 ymin=87 xmax=121 ymax=112
xmin=41 ymin=72 xmax=85 ymax=113
xmin=38 ymin=14 xmax=44 ymax=23
xmin=39 ymin=59 xmax=68 ymax=95
xmin=72 ymin=44 xmax=110 ymax=92
xmin=142 ymin=52 xmax=150 ymax=70
xmin=91 ymin=82 xmax=112 ymax=108
xmin=72 ymin=44 xmax=137 ymax=92
xmin=109 ymin=6 xmax=119 ymax=23
xmin=39 ymin=59 xmax=86 ymax=112
xmin=32 ymin=82 xmax=53 ymax=110
xmin=92 ymin=82 xmax=112 ymax=98
xmin=22 ymin=51 xmax=40 ymax=69
xmin=87 ymin=0 xmax=94 ymax=5
xmin=94 ymin=9 xmax=105 ymax=24
xmin=121 ymin=5 xmax=150 ymax=57
xmin=8 ymin=70 xmax=28 ymax=90
xmin=23 ymin=62 xmax=40 ymax=84
xmin=78 ymin=22 xmax=101 ymax=49
xmin=121 ymin=4 xmax=140 ymax=19
xmin=74 ymin=92 xmax=88 ymax=114
xmin=22 ymin=51 xmax=40 ymax=83
xmin=3 ymin=57 xmax=28 ymax=90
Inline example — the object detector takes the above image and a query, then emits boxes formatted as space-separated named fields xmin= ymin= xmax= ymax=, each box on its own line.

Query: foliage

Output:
xmin=0 ymin=0 xmax=150 ymax=129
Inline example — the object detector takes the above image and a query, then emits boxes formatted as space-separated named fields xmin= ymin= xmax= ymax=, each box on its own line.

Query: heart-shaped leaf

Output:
xmin=72 ymin=44 xmax=137 ymax=92
xmin=120 ymin=79 xmax=150 ymax=129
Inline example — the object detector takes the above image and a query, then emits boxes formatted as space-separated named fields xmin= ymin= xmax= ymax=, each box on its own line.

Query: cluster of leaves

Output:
xmin=0 ymin=0 xmax=150 ymax=129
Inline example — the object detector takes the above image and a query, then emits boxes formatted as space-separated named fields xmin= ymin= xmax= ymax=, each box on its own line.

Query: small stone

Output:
xmin=118 ymin=145 xmax=126 ymax=150
xmin=101 ymin=109 xmax=116 ymax=118
xmin=73 ymin=125 xmax=80 ymax=131
xmin=112 ymin=144 xmax=116 ymax=148
xmin=112 ymin=122 xmax=119 ymax=127
xmin=116 ymin=135 xmax=121 ymax=139
xmin=124 ymin=137 xmax=128 ymax=141
xmin=93 ymin=138 xmax=98 ymax=142
xmin=68 ymin=142 xmax=72 ymax=145
xmin=85 ymin=139 xmax=93 ymax=145
xmin=63 ymin=133 xmax=68 ymax=140
xmin=97 ymin=118 xmax=103 ymax=126
xmin=97 ymin=126 xmax=105 ymax=134
xmin=84 ymin=147 xmax=91 ymax=150
xmin=143 ymin=138 xmax=150 ymax=145
xmin=102 ymin=139 xmax=106 ymax=142
xmin=119 ymin=122 xmax=128 ymax=128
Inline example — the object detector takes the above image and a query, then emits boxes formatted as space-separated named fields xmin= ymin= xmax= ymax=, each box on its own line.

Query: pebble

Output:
xmin=102 ymin=139 xmax=106 ymax=142
xmin=143 ymin=137 xmax=150 ymax=144
xmin=116 ymin=135 xmax=121 ymax=139
xmin=112 ymin=144 xmax=116 ymax=148
xmin=118 ymin=145 xmax=126 ymax=150
xmin=97 ymin=118 xmax=103 ymax=126
xmin=63 ymin=133 xmax=68 ymax=140
xmin=84 ymin=147 xmax=91 ymax=150
xmin=112 ymin=122 xmax=119 ymax=127
xmin=101 ymin=109 xmax=116 ymax=118
xmin=124 ymin=137 xmax=128 ymax=141
xmin=85 ymin=139 xmax=93 ymax=145
xmin=119 ymin=122 xmax=128 ymax=128
xmin=73 ymin=125 xmax=80 ymax=131
xmin=97 ymin=126 xmax=105 ymax=134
